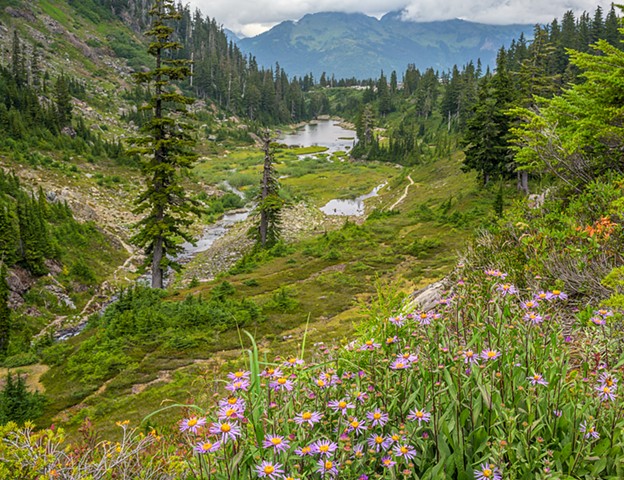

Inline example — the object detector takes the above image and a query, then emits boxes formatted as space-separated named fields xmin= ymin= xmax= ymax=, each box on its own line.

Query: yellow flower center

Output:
xmin=227 ymin=397 xmax=237 ymax=405
xmin=350 ymin=420 xmax=360 ymax=428
xmin=234 ymin=371 xmax=244 ymax=378
xmin=392 ymin=434 xmax=400 ymax=441
xmin=539 ymin=293 xmax=547 ymax=298
xmin=400 ymin=446 xmax=408 ymax=454
xmin=271 ymin=437 xmax=282 ymax=445
xmin=482 ymin=469 xmax=493 ymax=477
xmin=416 ymin=411 xmax=424 ymax=418
xmin=225 ymin=408 xmax=236 ymax=417
xmin=487 ymin=351 xmax=497 ymax=358
xmin=319 ymin=445 xmax=329 ymax=452
xmin=288 ymin=358 xmax=296 ymax=364
xmin=552 ymin=290 xmax=561 ymax=295
xmin=396 ymin=362 xmax=405 ymax=368
xmin=338 ymin=401 xmax=347 ymax=409
xmin=278 ymin=377 xmax=287 ymax=385
xmin=324 ymin=461 xmax=333 ymax=469
xmin=202 ymin=442 xmax=213 ymax=450
xmin=302 ymin=446 xmax=311 ymax=454
xmin=375 ymin=436 xmax=384 ymax=444
xmin=603 ymin=387 xmax=611 ymax=393
xmin=221 ymin=424 xmax=231 ymax=433
xmin=373 ymin=412 xmax=381 ymax=420
xmin=264 ymin=465 xmax=275 ymax=474
xmin=302 ymin=412 xmax=312 ymax=420
xmin=317 ymin=379 xmax=326 ymax=387
xmin=533 ymin=375 xmax=540 ymax=381
xmin=365 ymin=340 xmax=373 ymax=346
xmin=466 ymin=351 xmax=474 ymax=357
xmin=188 ymin=418 xmax=198 ymax=427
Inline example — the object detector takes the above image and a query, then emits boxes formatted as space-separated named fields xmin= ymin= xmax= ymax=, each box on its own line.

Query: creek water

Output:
xmin=320 ymin=183 xmax=386 ymax=216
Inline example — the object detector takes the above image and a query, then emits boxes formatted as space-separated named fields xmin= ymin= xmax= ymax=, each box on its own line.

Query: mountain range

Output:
xmin=237 ymin=11 xmax=534 ymax=79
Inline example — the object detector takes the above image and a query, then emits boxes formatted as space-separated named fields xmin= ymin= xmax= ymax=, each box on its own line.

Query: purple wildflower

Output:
xmin=546 ymin=290 xmax=568 ymax=300
xmin=474 ymin=463 xmax=502 ymax=480
xmin=312 ymin=439 xmax=338 ymax=457
xmin=463 ymin=349 xmax=479 ymax=364
xmin=598 ymin=372 xmax=618 ymax=389
xmin=209 ymin=421 xmax=241 ymax=443
xmin=367 ymin=433 xmax=392 ymax=452
xmin=180 ymin=416 xmax=206 ymax=434
xmin=269 ymin=376 xmax=295 ymax=392
xmin=225 ymin=379 xmax=250 ymax=393
xmin=528 ymin=373 xmax=549 ymax=386
xmin=481 ymin=349 xmax=501 ymax=361
xmin=381 ymin=456 xmax=396 ymax=468
xmin=263 ymin=434 xmax=290 ymax=452
xmin=366 ymin=408 xmax=389 ymax=427
xmin=328 ymin=399 xmax=355 ymax=415
xmin=294 ymin=445 xmax=313 ymax=457
xmin=393 ymin=444 xmax=417 ymax=460
xmin=283 ymin=357 xmax=305 ymax=367
xmin=595 ymin=385 xmax=617 ymax=402
xmin=580 ymin=422 xmax=600 ymax=439
xmin=226 ymin=370 xmax=250 ymax=381
xmin=255 ymin=460 xmax=284 ymax=479
xmin=194 ymin=439 xmax=221 ymax=454
xmin=217 ymin=404 xmax=244 ymax=421
xmin=524 ymin=312 xmax=543 ymax=325
xmin=390 ymin=358 xmax=411 ymax=370
xmin=407 ymin=408 xmax=431 ymax=424
xmin=294 ymin=410 xmax=323 ymax=426
xmin=260 ymin=367 xmax=283 ymax=379
xmin=497 ymin=283 xmax=518 ymax=296
xmin=346 ymin=418 xmax=367 ymax=435
xmin=316 ymin=459 xmax=339 ymax=477
xmin=359 ymin=339 xmax=381 ymax=351
xmin=521 ymin=299 xmax=539 ymax=310
xmin=389 ymin=315 xmax=405 ymax=327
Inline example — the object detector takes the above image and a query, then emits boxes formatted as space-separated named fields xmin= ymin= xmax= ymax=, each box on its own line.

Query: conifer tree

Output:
xmin=130 ymin=0 xmax=200 ymax=289
xmin=0 ymin=262 xmax=10 ymax=355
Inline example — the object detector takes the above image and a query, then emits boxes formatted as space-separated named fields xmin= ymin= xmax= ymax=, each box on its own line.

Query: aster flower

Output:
xmin=595 ymin=308 xmax=613 ymax=318
xmin=528 ymin=373 xmax=548 ymax=386
xmin=393 ymin=444 xmax=417 ymax=460
xmin=226 ymin=370 xmax=250 ymax=381
xmin=218 ymin=396 xmax=246 ymax=410
xmin=598 ymin=372 xmax=618 ymax=388
xmin=463 ymin=349 xmax=479 ymax=364
xmin=497 ymin=283 xmax=518 ymax=296
xmin=328 ymin=399 xmax=355 ymax=415
xmin=481 ymin=349 xmax=501 ymax=361
xmin=388 ymin=315 xmax=405 ymax=327
xmin=416 ymin=311 xmax=432 ymax=325
xmin=367 ymin=434 xmax=392 ymax=452
xmin=269 ymin=376 xmax=295 ymax=392
xmin=591 ymin=316 xmax=606 ymax=326
xmin=381 ymin=456 xmax=396 ymax=468
xmin=352 ymin=391 xmax=369 ymax=403
xmin=595 ymin=385 xmax=617 ymax=402
xmin=359 ymin=339 xmax=381 ymax=351
xmin=283 ymin=357 xmax=305 ymax=367
xmin=534 ymin=291 xmax=549 ymax=302
xmin=180 ymin=416 xmax=206 ymax=434
xmin=263 ymin=434 xmax=290 ymax=453
xmin=294 ymin=444 xmax=313 ymax=457
xmin=312 ymin=439 xmax=338 ymax=457
xmin=225 ymin=379 xmax=250 ymax=392
xmin=346 ymin=417 xmax=367 ymax=435
xmin=398 ymin=352 xmax=419 ymax=363
xmin=407 ymin=408 xmax=431 ymax=424
xmin=521 ymin=299 xmax=539 ymax=310
xmin=294 ymin=410 xmax=323 ymax=426
xmin=217 ymin=404 xmax=244 ymax=421
xmin=366 ymin=408 xmax=389 ymax=427
xmin=386 ymin=335 xmax=399 ymax=345
xmin=546 ymin=289 xmax=568 ymax=300
xmin=255 ymin=460 xmax=284 ymax=479
xmin=316 ymin=459 xmax=339 ymax=477
xmin=524 ymin=312 xmax=543 ymax=325
xmin=390 ymin=358 xmax=411 ymax=370
xmin=474 ymin=463 xmax=502 ymax=480
xmin=580 ymin=422 xmax=600 ymax=439
xmin=389 ymin=432 xmax=403 ymax=444
xmin=209 ymin=421 xmax=241 ymax=443
xmin=194 ymin=439 xmax=221 ymax=454
xmin=352 ymin=444 xmax=365 ymax=459
xmin=260 ymin=367 xmax=283 ymax=379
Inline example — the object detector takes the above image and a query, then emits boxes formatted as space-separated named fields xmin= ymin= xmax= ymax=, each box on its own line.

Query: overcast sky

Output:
xmin=187 ymin=0 xmax=614 ymax=37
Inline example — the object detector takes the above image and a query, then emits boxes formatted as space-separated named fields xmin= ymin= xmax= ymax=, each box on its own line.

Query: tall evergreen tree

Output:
xmin=130 ymin=0 xmax=200 ymax=289
xmin=255 ymin=133 xmax=283 ymax=248
xmin=0 ymin=263 xmax=10 ymax=355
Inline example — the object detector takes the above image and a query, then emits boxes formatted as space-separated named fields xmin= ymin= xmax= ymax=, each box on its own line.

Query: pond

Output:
xmin=320 ymin=183 xmax=386 ymax=216
xmin=279 ymin=120 xmax=356 ymax=154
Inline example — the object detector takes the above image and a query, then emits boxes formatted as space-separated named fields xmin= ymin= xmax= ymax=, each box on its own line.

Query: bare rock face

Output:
xmin=6 ymin=266 xmax=37 ymax=309
xmin=408 ymin=279 xmax=447 ymax=312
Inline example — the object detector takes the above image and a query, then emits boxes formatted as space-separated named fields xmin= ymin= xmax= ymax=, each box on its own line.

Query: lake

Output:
xmin=279 ymin=120 xmax=355 ymax=154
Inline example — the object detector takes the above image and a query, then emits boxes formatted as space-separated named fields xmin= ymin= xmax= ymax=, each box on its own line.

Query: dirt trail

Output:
xmin=389 ymin=174 xmax=415 ymax=210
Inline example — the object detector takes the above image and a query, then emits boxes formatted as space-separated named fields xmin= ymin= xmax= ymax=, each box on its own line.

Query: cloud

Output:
xmin=401 ymin=0 xmax=614 ymax=25
xmin=187 ymin=0 xmax=615 ymax=36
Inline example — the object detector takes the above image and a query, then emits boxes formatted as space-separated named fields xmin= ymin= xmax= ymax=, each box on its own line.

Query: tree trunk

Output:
xmin=259 ymin=135 xmax=271 ymax=247
xmin=151 ymin=237 xmax=164 ymax=289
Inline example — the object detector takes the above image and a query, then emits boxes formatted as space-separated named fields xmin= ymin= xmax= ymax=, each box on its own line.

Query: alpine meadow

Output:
xmin=0 ymin=1 xmax=623 ymax=479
